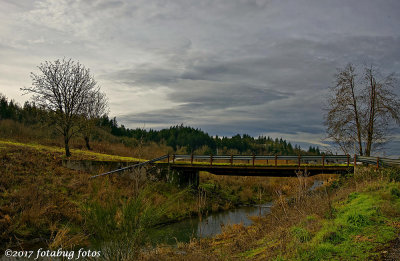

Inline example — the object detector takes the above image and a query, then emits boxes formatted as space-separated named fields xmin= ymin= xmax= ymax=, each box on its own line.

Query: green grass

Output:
xmin=0 ymin=139 xmax=144 ymax=162
xmin=292 ymin=183 xmax=400 ymax=260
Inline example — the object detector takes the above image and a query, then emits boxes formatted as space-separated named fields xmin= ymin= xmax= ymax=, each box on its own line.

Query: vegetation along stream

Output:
xmin=148 ymin=179 xmax=325 ymax=246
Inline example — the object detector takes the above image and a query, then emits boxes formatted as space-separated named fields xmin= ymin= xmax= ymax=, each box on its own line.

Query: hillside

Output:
xmin=0 ymin=139 xmax=321 ymax=254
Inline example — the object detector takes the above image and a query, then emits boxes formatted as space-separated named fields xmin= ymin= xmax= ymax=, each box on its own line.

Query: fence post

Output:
xmin=298 ymin=155 xmax=301 ymax=167
xmin=230 ymin=154 xmax=233 ymax=166
xmin=275 ymin=155 xmax=277 ymax=167
xmin=322 ymin=155 xmax=325 ymax=168
xmin=210 ymin=154 xmax=213 ymax=166
xmin=252 ymin=154 xmax=255 ymax=166
xmin=347 ymin=154 xmax=350 ymax=167
xmin=354 ymin=154 xmax=356 ymax=166
xmin=191 ymin=153 xmax=194 ymax=165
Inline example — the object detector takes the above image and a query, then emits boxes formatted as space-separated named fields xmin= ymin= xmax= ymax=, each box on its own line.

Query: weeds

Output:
xmin=83 ymin=188 xmax=170 ymax=259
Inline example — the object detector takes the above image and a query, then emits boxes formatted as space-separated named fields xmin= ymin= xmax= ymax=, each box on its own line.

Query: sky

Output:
xmin=1 ymin=0 xmax=400 ymax=155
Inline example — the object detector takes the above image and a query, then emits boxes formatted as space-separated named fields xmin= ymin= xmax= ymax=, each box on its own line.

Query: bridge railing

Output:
xmin=168 ymin=154 xmax=354 ymax=167
xmin=90 ymin=154 xmax=169 ymax=179
xmin=356 ymin=155 xmax=400 ymax=168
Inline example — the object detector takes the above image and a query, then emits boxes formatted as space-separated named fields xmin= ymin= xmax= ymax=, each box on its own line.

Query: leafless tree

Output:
xmin=362 ymin=66 xmax=400 ymax=156
xmin=325 ymin=63 xmax=400 ymax=156
xmin=81 ymin=91 xmax=108 ymax=150
xmin=22 ymin=58 xmax=102 ymax=156
xmin=325 ymin=64 xmax=363 ymax=155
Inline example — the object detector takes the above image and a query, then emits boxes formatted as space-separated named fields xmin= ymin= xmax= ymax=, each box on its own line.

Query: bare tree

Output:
xmin=81 ymin=91 xmax=108 ymax=150
xmin=362 ymin=66 xmax=400 ymax=156
xmin=325 ymin=64 xmax=363 ymax=155
xmin=325 ymin=63 xmax=400 ymax=156
xmin=22 ymin=58 xmax=101 ymax=156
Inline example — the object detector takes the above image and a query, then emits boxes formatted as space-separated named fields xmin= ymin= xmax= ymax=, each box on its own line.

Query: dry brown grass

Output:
xmin=0 ymin=119 xmax=172 ymax=160
xmin=0 ymin=141 xmax=169 ymax=251
xmin=0 ymin=145 xmax=87 ymax=250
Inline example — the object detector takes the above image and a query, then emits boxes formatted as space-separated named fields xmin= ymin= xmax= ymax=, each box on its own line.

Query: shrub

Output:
xmin=291 ymin=226 xmax=311 ymax=243
xmin=346 ymin=213 xmax=371 ymax=228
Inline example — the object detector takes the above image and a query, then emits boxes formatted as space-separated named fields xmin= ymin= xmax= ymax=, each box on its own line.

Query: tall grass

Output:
xmin=83 ymin=187 xmax=169 ymax=260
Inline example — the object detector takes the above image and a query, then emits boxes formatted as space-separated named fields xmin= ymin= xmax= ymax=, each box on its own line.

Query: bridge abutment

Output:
xmin=159 ymin=165 xmax=199 ymax=188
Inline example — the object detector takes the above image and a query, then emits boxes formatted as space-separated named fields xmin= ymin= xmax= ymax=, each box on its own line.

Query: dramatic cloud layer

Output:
xmin=1 ymin=0 xmax=400 ymax=154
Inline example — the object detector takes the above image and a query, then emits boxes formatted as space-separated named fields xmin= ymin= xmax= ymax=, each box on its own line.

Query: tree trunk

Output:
xmin=365 ymin=74 xmax=376 ymax=156
xmin=84 ymin=136 xmax=91 ymax=150
xmin=350 ymin=77 xmax=363 ymax=155
xmin=64 ymin=136 xmax=71 ymax=157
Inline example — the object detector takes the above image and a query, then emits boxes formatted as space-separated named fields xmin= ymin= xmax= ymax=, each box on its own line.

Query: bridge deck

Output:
xmin=159 ymin=163 xmax=352 ymax=177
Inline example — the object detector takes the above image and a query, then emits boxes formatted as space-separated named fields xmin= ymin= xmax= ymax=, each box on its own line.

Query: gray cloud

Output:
xmin=1 ymin=0 xmax=400 ymax=154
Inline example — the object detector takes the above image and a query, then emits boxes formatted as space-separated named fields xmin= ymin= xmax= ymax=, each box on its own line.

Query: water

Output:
xmin=309 ymin=180 xmax=324 ymax=191
xmin=148 ymin=179 xmax=324 ymax=245
xmin=147 ymin=203 xmax=273 ymax=245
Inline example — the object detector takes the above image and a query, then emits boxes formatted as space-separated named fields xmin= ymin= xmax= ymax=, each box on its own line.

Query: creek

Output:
xmin=148 ymin=179 xmax=325 ymax=246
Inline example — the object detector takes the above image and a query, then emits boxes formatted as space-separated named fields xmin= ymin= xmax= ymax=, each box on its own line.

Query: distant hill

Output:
xmin=99 ymin=116 xmax=321 ymax=155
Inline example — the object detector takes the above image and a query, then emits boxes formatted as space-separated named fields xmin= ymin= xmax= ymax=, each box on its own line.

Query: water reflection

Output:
xmin=148 ymin=203 xmax=272 ymax=245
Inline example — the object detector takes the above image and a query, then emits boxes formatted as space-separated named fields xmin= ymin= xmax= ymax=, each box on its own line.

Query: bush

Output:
xmin=346 ymin=213 xmax=371 ymax=228
xmin=291 ymin=226 xmax=311 ymax=243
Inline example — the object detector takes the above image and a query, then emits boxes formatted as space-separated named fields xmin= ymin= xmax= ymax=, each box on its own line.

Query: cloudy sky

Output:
xmin=1 ymin=0 xmax=400 ymax=154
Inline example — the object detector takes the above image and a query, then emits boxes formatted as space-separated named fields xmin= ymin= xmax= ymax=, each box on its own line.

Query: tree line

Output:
xmin=97 ymin=117 xmax=321 ymax=155
xmin=0 ymin=94 xmax=320 ymax=156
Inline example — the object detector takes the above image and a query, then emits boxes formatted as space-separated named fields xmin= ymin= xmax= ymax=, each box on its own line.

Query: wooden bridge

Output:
xmin=88 ymin=154 xmax=399 ymax=187
xmin=162 ymin=154 xmax=354 ymax=177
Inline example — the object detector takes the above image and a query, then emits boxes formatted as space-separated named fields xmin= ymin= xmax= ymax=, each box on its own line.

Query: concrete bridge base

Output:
xmin=162 ymin=165 xmax=199 ymax=188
